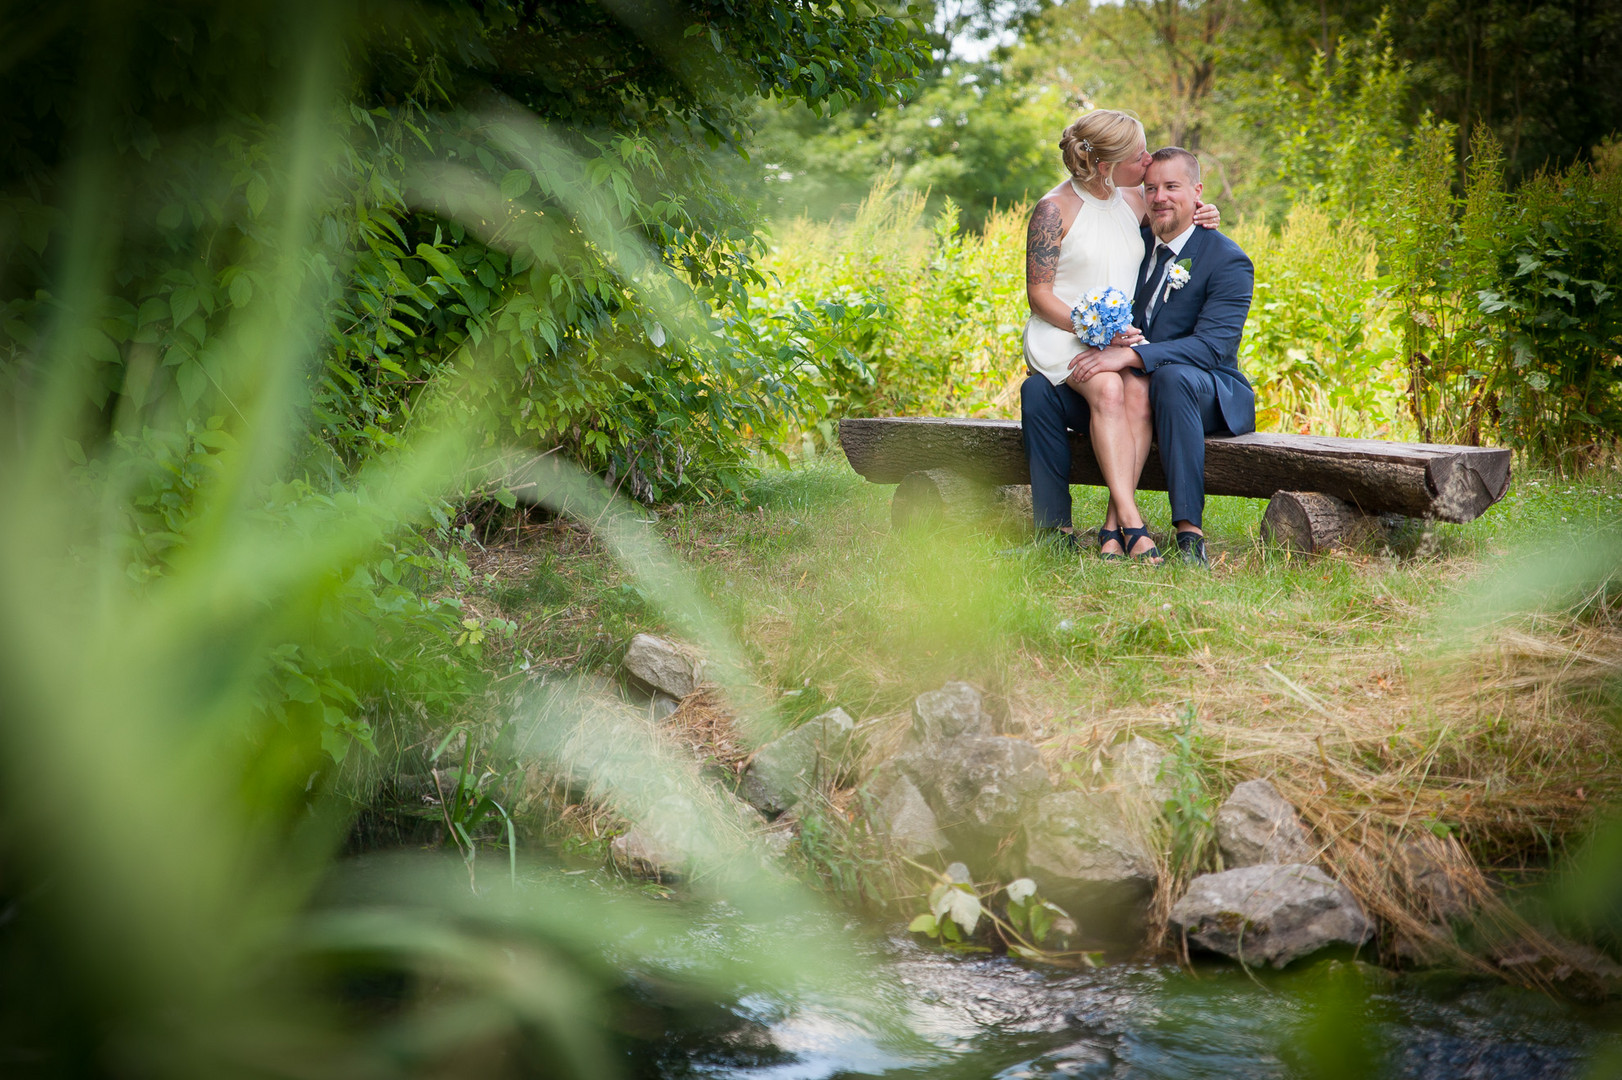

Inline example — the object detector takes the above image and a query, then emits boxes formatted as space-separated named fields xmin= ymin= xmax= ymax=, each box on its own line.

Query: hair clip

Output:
xmin=1079 ymin=137 xmax=1094 ymax=155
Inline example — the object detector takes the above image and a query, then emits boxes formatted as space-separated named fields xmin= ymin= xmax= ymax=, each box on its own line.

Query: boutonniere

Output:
xmin=1163 ymin=259 xmax=1192 ymax=303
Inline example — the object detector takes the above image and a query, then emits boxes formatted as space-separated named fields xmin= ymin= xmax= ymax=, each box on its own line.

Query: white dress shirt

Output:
xmin=1143 ymin=222 xmax=1197 ymax=322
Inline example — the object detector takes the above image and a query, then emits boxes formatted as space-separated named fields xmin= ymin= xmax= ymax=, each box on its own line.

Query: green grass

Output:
xmin=472 ymin=452 xmax=1622 ymax=740
xmin=465 ymin=452 xmax=1622 ymax=930
xmin=653 ymin=459 xmax=1472 ymax=720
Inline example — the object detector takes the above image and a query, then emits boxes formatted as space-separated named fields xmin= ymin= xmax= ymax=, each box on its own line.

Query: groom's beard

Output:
xmin=1150 ymin=208 xmax=1189 ymax=241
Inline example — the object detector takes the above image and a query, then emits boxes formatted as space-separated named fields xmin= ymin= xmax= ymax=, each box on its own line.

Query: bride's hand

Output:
xmin=1109 ymin=328 xmax=1144 ymax=348
xmin=1195 ymin=200 xmax=1221 ymax=229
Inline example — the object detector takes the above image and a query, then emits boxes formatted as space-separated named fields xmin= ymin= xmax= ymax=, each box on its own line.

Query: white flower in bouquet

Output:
xmin=1070 ymin=286 xmax=1133 ymax=347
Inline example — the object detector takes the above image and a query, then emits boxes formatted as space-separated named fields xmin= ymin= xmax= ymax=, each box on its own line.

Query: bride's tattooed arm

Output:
xmin=1026 ymin=200 xmax=1061 ymax=286
xmin=1026 ymin=200 xmax=1072 ymax=332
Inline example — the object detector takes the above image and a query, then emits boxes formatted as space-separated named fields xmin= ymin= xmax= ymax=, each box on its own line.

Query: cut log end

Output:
xmin=1261 ymin=491 xmax=1392 ymax=555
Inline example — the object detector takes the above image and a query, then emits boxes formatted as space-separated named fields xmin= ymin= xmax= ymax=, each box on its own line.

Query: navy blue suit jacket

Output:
xmin=1131 ymin=224 xmax=1256 ymax=435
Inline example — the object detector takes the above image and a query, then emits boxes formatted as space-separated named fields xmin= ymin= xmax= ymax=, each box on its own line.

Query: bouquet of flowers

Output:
xmin=1070 ymin=286 xmax=1133 ymax=348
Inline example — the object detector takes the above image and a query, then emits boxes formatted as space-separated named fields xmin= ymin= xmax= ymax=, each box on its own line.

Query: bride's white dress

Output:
xmin=1022 ymin=181 xmax=1146 ymax=386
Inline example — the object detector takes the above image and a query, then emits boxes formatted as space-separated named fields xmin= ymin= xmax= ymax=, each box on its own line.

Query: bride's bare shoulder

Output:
xmin=1043 ymin=179 xmax=1079 ymax=203
xmin=1028 ymin=181 xmax=1080 ymax=236
xmin=1120 ymin=185 xmax=1148 ymax=218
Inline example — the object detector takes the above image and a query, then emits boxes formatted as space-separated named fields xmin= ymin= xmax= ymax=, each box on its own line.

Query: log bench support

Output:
xmin=1261 ymin=491 xmax=1395 ymax=554
xmin=841 ymin=417 xmax=1511 ymax=551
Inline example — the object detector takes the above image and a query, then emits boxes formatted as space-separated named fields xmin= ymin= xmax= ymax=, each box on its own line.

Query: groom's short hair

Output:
xmin=1150 ymin=147 xmax=1201 ymax=183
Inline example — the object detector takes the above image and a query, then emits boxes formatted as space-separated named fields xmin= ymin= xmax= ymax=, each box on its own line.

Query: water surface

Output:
xmin=641 ymin=923 xmax=1621 ymax=1080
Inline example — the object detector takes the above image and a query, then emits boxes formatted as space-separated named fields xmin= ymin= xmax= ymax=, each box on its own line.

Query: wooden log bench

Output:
xmin=837 ymin=417 xmax=1512 ymax=553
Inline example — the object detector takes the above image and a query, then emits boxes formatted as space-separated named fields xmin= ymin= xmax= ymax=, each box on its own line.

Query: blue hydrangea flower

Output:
xmin=1069 ymin=286 xmax=1134 ymax=348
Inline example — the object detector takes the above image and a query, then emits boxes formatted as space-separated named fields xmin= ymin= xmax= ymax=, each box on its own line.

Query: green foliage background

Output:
xmin=2 ymin=1 xmax=1622 ymax=1074
xmin=741 ymin=6 xmax=1622 ymax=456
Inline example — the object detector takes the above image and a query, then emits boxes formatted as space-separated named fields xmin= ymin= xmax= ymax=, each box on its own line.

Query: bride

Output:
xmin=1020 ymin=109 xmax=1218 ymax=562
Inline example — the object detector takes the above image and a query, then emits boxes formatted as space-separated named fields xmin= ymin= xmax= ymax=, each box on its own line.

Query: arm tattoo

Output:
xmin=1026 ymin=201 xmax=1062 ymax=286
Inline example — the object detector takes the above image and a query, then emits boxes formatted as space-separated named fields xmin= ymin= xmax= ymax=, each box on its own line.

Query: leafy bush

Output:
xmin=749 ymin=176 xmax=1414 ymax=442
xmin=1474 ymin=151 xmax=1622 ymax=463
xmin=75 ymin=418 xmax=479 ymax=765
xmin=1362 ymin=123 xmax=1622 ymax=460
xmin=1253 ymin=23 xmax=1622 ymax=461
xmin=1255 ymin=20 xmax=1413 ymax=221
xmin=0 ymin=1 xmax=928 ymax=504
xmin=744 ymin=178 xmax=1031 ymax=426
xmin=1232 ymin=207 xmax=1406 ymax=437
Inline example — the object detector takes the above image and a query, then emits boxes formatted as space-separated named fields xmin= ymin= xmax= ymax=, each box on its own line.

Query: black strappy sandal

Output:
xmin=1097 ymin=525 xmax=1127 ymax=561
xmin=1121 ymin=524 xmax=1162 ymax=564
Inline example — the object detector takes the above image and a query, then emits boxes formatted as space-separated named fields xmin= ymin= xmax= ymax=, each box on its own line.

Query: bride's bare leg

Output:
xmin=1124 ymin=371 xmax=1153 ymax=501
xmin=1068 ymin=371 xmax=1153 ymax=558
xmin=1100 ymin=495 xmax=1123 ymax=555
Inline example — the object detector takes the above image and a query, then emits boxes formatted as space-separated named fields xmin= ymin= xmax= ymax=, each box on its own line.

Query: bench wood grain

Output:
xmin=838 ymin=417 xmax=1511 ymax=524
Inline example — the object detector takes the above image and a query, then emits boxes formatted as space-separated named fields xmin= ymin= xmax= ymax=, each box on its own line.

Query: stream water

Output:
xmin=633 ymin=915 xmax=1622 ymax=1080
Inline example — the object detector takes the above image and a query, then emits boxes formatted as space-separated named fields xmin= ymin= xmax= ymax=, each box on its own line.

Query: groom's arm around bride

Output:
xmin=1069 ymin=147 xmax=1255 ymax=566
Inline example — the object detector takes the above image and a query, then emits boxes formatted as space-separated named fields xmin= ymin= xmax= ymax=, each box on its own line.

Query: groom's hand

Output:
xmin=1069 ymin=345 xmax=1143 ymax=382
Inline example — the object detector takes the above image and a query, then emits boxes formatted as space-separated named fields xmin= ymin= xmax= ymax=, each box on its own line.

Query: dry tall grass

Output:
xmin=460 ymin=460 xmax=1622 ymax=986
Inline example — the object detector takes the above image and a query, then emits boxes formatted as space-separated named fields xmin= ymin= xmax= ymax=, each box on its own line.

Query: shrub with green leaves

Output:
xmin=1232 ymin=207 xmax=1405 ymax=438
xmin=0 ymin=0 xmax=930 ymax=763
xmin=0 ymin=0 xmax=928 ymax=502
xmin=1474 ymin=153 xmax=1622 ymax=463
xmin=745 ymin=179 xmax=1031 ymax=426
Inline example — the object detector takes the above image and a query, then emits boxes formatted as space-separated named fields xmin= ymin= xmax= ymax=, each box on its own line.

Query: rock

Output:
xmin=610 ymin=794 xmax=708 ymax=881
xmin=1110 ymin=736 xmax=1173 ymax=804
xmin=1023 ymin=791 xmax=1158 ymax=944
xmin=995 ymin=713 xmax=1032 ymax=737
xmin=740 ymin=707 xmax=856 ymax=817
xmin=869 ymin=774 xmax=948 ymax=857
xmin=1494 ymin=941 xmax=1622 ymax=1001
xmin=911 ymin=682 xmax=995 ymax=742
xmin=649 ymin=693 xmax=680 ymax=722
xmin=1171 ymin=863 xmax=1374 ymax=968
xmin=1215 ymin=779 xmax=1316 ymax=868
xmin=1540 ymin=944 xmax=1622 ymax=1002
xmin=623 ymin=633 xmax=699 ymax=699
xmin=1393 ymin=834 xmax=1471 ymax=921
xmin=897 ymin=734 xmax=1051 ymax=851
xmin=396 ymin=767 xmax=469 ymax=803
xmin=610 ymin=825 xmax=679 ymax=881
xmin=611 ymin=793 xmax=774 ymax=880
xmin=437 ymin=729 xmax=469 ymax=760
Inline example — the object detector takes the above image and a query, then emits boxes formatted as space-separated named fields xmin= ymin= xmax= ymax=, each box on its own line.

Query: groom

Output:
xmin=1067 ymin=147 xmax=1256 ymax=567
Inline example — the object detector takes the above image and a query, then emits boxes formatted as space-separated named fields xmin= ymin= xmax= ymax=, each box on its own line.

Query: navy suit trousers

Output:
xmin=1021 ymin=374 xmax=1089 ymax=530
xmin=1150 ymin=364 xmax=1228 ymax=528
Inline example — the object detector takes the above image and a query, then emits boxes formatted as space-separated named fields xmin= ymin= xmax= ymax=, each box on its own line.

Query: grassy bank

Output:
xmin=447 ymin=452 xmax=1622 ymax=971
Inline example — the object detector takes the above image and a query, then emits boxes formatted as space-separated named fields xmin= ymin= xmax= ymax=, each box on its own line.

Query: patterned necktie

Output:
xmin=1141 ymin=244 xmax=1174 ymax=323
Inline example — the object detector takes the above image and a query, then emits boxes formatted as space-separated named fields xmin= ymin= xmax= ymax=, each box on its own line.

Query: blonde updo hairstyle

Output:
xmin=1059 ymin=109 xmax=1146 ymax=190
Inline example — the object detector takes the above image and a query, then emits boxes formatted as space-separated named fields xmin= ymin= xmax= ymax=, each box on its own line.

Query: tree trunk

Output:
xmin=1261 ymin=491 xmax=1389 ymax=554
xmin=891 ymin=469 xmax=992 ymax=529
